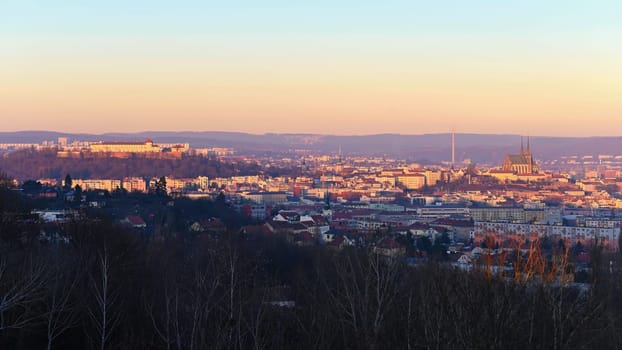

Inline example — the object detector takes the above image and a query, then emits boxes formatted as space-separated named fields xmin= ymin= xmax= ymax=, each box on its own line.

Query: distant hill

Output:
xmin=1 ymin=131 xmax=622 ymax=163
xmin=0 ymin=149 xmax=263 ymax=181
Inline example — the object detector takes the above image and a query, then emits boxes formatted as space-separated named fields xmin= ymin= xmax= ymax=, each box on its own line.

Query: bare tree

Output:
xmin=144 ymin=242 xmax=226 ymax=350
xmin=293 ymin=257 xmax=338 ymax=350
xmin=323 ymin=249 xmax=403 ymax=350
xmin=44 ymin=251 xmax=82 ymax=350
xmin=144 ymin=282 xmax=176 ymax=350
xmin=0 ymin=257 xmax=46 ymax=333
xmin=86 ymin=248 xmax=121 ymax=350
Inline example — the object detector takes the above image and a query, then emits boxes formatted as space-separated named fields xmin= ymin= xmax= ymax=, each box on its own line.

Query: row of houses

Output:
xmin=474 ymin=221 xmax=620 ymax=251
xmin=54 ymin=176 xmax=211 ymax=193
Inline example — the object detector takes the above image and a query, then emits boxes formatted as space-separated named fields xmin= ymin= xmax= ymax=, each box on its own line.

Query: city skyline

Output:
xmin=2 ymin=1 xmax=621 ymax=136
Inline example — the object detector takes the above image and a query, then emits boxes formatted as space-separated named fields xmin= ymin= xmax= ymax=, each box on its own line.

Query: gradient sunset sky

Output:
xmin=2 ymin=1 xmax=621 ymax=136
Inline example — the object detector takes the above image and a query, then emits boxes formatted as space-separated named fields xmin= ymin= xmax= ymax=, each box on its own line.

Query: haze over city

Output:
xmin=2 ymin=1 xmax=621 ymax=136
xmin=5 ymin=2 xmax=622 ymax=350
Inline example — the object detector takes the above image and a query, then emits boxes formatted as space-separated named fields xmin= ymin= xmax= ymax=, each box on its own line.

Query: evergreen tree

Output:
xmin=154 ymin=176 xmax=167 ymax=196
xmin=64 ymin=174 xmax=73 ymax=191
xmin=21 ymin=180 xmax=42 ymax=195
xmin=74 ymin=184 xmax=83 ymax=202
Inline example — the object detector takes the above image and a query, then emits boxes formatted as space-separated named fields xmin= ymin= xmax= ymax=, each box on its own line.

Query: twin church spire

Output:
xmin=520 ymin=136 xmax=531 ymax=156
xmin=503 ymin=136 xmax=538 ymax=174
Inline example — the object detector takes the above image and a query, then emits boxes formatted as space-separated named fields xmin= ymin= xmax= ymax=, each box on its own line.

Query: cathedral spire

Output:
xmin=527 ymin=136 xmax=531 ymax=153
xmin=520 ymin=136 xmax=524 ymax=155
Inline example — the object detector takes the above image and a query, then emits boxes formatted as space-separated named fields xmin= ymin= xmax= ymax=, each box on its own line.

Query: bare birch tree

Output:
xmin=44 ymin=254 xmax=81 ymax=350
xmin=86 ymin=248 xmax=121 ymax=350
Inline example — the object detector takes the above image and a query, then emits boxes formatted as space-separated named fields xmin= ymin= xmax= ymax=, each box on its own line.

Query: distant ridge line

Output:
xmin=1 ymin=131 xmax=621 ymax=163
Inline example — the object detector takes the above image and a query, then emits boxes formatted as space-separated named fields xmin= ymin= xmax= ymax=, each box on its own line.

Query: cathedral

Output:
xmin=502 ymin=137 xmax=538 ymax=174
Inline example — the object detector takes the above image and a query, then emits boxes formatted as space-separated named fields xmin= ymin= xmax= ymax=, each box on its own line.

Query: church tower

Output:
xmin=522 ymin=136 xmax=536 ymax=173
xmin=525 ymin=136 xmax=537 ymax=173
xmin=502 ymin=136 xmax=538 ymax=174
xmin=520 ymin=136 xmax=525 ymax=156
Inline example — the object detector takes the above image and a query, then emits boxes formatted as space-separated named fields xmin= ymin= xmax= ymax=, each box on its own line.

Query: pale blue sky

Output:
xmin=3 ymin=1 xmax=620 ymax=38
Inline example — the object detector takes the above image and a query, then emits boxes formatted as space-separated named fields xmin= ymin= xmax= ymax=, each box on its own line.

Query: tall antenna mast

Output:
xmin=338 ymin=144 xmax=343 ymax=164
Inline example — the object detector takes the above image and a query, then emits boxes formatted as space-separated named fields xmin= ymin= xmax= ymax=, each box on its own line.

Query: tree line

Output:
xmin=2 ymin=177 xmax=622 ymax=349
xmin=2 ymin=225 xmax=620 ymax=349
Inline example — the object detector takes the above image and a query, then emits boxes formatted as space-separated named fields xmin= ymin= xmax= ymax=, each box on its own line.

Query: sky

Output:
xmin=1 ymin=1 xmax=621 ymax=136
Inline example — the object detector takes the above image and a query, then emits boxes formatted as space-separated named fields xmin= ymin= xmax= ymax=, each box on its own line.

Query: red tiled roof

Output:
xmin=99 ymin=140 xmax=154 ymax=145
xmin=279 ymin=210 xmax=299 ymax=216
xmin=378 ymin=237 xmax=401 ymax=249
xmin=311 ymin=215 xmax=329 ymax=226
xmin=298 ymin=231 xmax=314 ymax=241
xmin=408 ymin=222 xmax=430 ymax=230
xmin=397 ymin=173 xmax=425 ymax=177
xmin=328 ymin=236 xmax=346 ymax=246
xmin=332 ymin=213 xmax=353 ymax=220
xmin=126 ymin=215 xmax=146 ymax=226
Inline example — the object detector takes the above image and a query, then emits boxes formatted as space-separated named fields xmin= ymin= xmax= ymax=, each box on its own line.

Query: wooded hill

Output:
xmin=0 ymin=149 xmax=262 ymax=181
